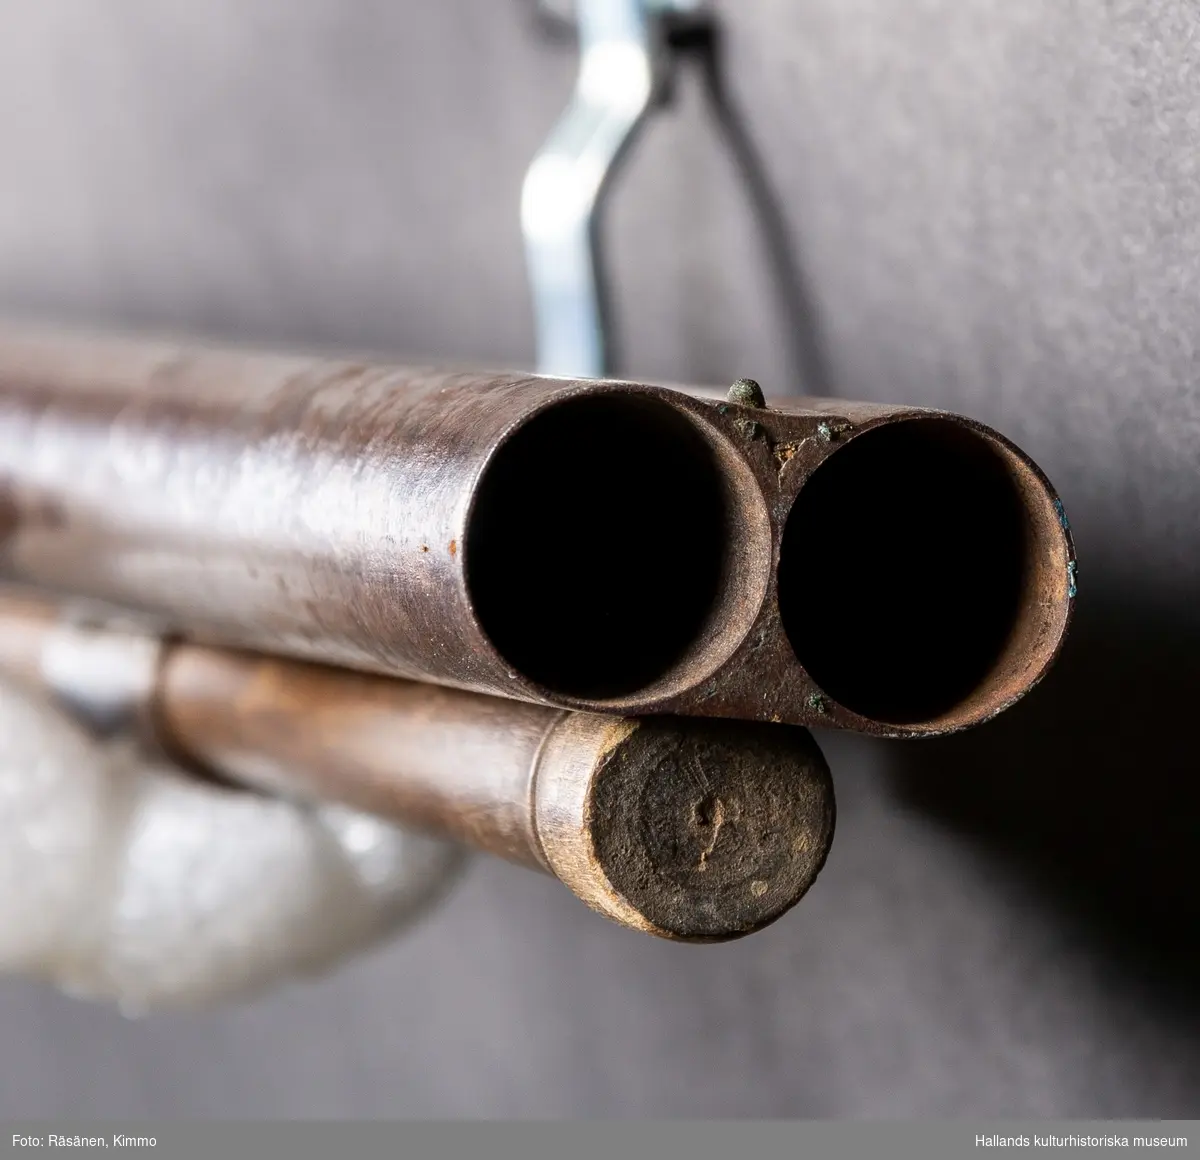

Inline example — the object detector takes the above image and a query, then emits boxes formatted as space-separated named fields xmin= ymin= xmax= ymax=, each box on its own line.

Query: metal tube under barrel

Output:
xmin=0 ymin=590 xmax=836 ymax=943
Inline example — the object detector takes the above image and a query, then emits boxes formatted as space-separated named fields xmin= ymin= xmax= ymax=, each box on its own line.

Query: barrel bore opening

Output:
xmin=779 ymin=419 xmax=1045 ymax=726
xmin=466 ymin=395 xmax=732 ymax=700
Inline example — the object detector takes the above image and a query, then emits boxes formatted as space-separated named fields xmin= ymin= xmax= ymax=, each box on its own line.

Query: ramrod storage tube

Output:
xmin=0 ymin=588 xmax=836 ymax=943
xmin=0 ymin=326 xmax=1076 ymax=737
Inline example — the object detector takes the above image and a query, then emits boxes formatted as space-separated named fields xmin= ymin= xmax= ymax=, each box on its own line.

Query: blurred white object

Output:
xmin=0 ymin=677 xmax=465 ymax=1014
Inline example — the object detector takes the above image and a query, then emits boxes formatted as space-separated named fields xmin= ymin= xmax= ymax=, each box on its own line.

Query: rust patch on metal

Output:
xmin=816 ymin=419 xmax=853 ymax=443
xmin=0 ymin=483 xmax=67 ymax=552
xmin=0 ymin=489 xmax=17 ymax=549
xmin=772 ymin=439 xmax=804 ymax=471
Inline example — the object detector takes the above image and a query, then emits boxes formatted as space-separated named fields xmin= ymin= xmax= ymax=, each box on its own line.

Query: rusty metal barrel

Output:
xmin=0 ymin=326 xmax=1076 ymax=736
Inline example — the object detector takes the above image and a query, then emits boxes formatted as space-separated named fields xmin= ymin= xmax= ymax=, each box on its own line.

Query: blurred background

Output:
xmin=0 ymin=0 xmax=1197 ymax=1117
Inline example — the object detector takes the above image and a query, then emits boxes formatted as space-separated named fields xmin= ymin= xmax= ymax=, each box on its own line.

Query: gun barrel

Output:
xmin=0 ymin=326 xmax=1076 ymax=735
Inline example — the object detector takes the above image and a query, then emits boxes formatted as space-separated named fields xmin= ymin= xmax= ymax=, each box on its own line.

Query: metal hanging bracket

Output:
xmin=522 ymin=0 xmax=711 ymax=378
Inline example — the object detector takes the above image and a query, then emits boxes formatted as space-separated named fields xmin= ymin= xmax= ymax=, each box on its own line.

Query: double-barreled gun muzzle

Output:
xmin=0 ymin=327 xmax=1076 ymax=738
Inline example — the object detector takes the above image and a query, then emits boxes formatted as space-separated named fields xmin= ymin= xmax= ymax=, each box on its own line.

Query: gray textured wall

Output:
xmin=0 ymin=0 xmax=1197 ymax=1117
